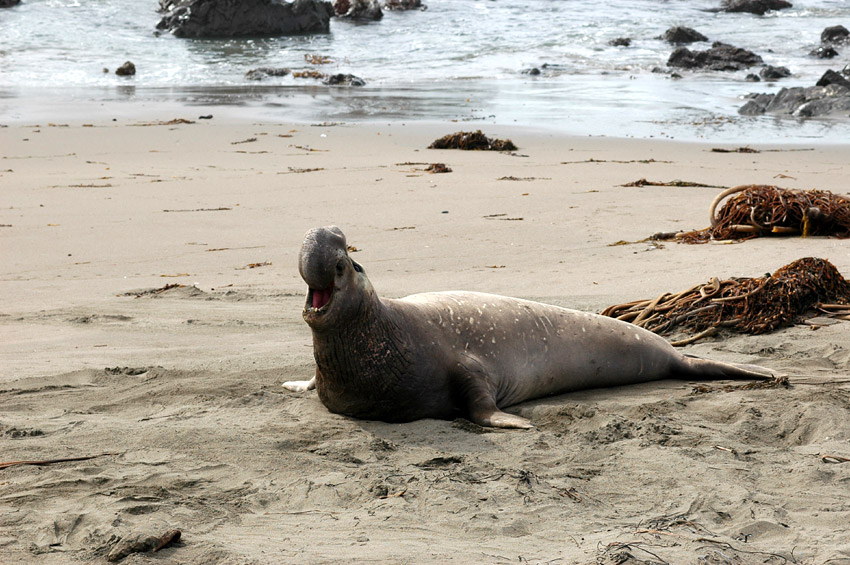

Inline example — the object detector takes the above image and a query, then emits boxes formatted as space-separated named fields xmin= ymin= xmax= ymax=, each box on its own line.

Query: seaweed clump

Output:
xmin=601 ymin=257 xmax=850 ymax=340
xmin=677 ymin=184 xmax=850 ymax=243
xmin=428 ymin=130 xmax=517 ymax=151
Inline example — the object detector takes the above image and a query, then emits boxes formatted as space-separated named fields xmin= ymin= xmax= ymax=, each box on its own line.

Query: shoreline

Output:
xmin=2 ymin=118 xmax=849 ymax=563
xmin=3 ymin=82 xmax=850 ymax=144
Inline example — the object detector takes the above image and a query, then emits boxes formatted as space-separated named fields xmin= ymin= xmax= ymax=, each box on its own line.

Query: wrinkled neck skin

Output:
xmin=308 ymin=282 xmax=418 ymax=420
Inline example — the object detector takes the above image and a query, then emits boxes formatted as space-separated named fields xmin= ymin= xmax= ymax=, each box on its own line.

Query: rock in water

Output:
xmin=759 ymin=65 xmax=791 ymax=80
xmin=815 ymin=69 xmax=850 ymax=89
xmin=821 ymin=25 xmax=849 ymax=45
xmin=719 ymin=0 xmax=792 ymax=15
xmin=810 ymin=46 xmax=839 ymax=59
xmin=659 ymin=26 xmax=708 ymax=44
xmin=245 ymin=67 xmax=291 ymax=80
xmin=668 ymin=42 xmax=762 ymax=71
xmin=739 ymin=71 xmax=850 ymax=117
xmin=383 ymin=0 xmax=424 ymax=10
xmin=115 ymin=61 xmax=136 ymax=76
xmin=157 ymin=0 xmax=334 ymax=38
xmin=333 ymin=0 xmax=382 ymax=19
xmin=322 ymin=73 xmax=366 ymax=86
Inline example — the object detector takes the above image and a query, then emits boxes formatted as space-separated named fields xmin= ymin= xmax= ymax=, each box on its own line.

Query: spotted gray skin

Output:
xmin=284 ymin=226 xmax=774 ymax=429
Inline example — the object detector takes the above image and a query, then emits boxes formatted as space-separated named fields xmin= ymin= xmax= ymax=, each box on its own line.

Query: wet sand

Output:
xmin=2 ymin=119 xmax=849 ymax=563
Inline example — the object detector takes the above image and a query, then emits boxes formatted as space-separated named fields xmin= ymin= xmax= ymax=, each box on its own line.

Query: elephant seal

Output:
xmin=283 ymin=226 xmax=773 ymax=429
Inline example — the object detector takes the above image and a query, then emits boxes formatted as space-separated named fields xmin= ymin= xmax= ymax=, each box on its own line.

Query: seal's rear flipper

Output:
xmin=681 ymin=355 xmax=775 ymax=381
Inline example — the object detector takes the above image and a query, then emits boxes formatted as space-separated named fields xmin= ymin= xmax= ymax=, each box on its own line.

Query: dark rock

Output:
xmin=720 ymin=0 xmax=792 ymax=15
xmin=810 ymin=46 xmax=839 ymax=59
xmin=759 ymin=65 xmax=790 ymax=80
xmin=816 ymin=69 xmax=850 ymax=89
xmin=0 ymin=0 xmax=21 ymax=7
xmin=333 ymin=0 xmax=382 ymax=19
xmin=157 ymin=0 xmax=334 ymax=38
xmin=821 ymin=25 xmax=849 ymax=45
xmin=659 ymin=26 xmax=708 ymax=44
xmin=609 ymin=37 xmax=631 ymax=47
xmin=245 ymin=67 xmax=291 ymax=80
xmin=322 ymin=73 xmax=365 ymax=86
xmin=668 ymin=41 xmax=763 ymax=71
xmin=739 ymin=81 xmax=850 ymax=117
xmin=115 ymin=61 xmax=136 ymax=76
xmin=746 ymin=73 xmax=761 ymax=82
xmin=382 ymin=0 xmax=424 ymax=10
xmin=520 ymin=63 xmax=571 ymax=77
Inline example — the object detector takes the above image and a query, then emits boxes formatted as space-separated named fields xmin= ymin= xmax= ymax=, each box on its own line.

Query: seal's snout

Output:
xmin=299 ymin=226 xmax=348 ymax=311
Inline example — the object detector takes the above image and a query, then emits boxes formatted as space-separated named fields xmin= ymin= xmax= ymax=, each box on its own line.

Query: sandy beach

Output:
xmin=2 ymin=118 xmax=850 ymax=564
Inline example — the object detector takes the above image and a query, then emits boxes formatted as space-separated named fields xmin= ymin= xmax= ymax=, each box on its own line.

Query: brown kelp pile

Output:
xmin=601 ymin=257 xmax=850 ymax=342
xmin=428 ymin=130 xmax=517 ymax=151
xmin=676 ymin=184 xmax=850 ymax=243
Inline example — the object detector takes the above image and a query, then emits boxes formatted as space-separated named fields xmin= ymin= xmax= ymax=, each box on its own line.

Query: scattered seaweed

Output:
xmin=304 ymin=54 xmax=333 ymax=65
xmin=675 ymin=184 xmax=850 ymax=243
xmin=711 ymin=146 xmax=760 ymax=153
xmin=121 ymin=284 xmax=184 ymax=298
xmin=620 ymin=178 xmax=726 ymax=188
xmin=498 ymin=176 xmax=550 ymax=181
xmin=293 ymin=70 xmax=325 ymax=79
xmin=162 ymin=207 xmax=231 ymax=212
xmin=425 ymin=163 xmax=452 ymax=173
xmin=561 ymin=158 xmax=672 ymax=164
xmin=710 ymin=147 xmax=814 ymax=154
xmin=429 ymin=130 xmax=517 ymax=151
xmin=131 ymin=118 xmax=195 ymax=126
xmin=282 ymin=167 xmax=324 ymax=174
xmin=601 ymin=257 xmax=850 ymax=341
xmin=237 ymin=262 xmax=271 ymax=270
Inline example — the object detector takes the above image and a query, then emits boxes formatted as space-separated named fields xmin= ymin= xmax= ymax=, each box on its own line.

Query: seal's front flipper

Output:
xmin=455 ymin=358 xmax=534 ymax=429
xmin=282 ymin=375 xmax=316 ymax=392
xmin=482 ymin=410 xmax=534 ymax=429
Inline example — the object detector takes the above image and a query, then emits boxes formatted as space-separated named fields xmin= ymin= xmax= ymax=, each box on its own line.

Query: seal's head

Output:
xmin=299 ymin=226 xmax=373 ymax=331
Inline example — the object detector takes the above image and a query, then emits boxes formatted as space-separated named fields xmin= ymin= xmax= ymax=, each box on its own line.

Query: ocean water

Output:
xmin=1 ymin=0 xmax=849 ymax=141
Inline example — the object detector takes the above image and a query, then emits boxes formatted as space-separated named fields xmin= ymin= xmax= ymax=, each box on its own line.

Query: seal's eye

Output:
xmin=352 ymin=261 xmax=363 ymax=273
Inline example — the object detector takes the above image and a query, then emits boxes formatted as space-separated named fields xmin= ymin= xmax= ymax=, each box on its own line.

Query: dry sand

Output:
xmin=2 ymin=118 xmax=849 ymax=564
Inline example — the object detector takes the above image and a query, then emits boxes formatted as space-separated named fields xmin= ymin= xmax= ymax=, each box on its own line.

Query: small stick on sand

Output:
xmin=0 ymin=454 xmax=114 ymax=470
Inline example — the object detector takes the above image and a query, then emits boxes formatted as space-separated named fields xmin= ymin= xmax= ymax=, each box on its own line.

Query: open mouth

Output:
xmin=307 ymin=285 xmax=333 ymax=312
